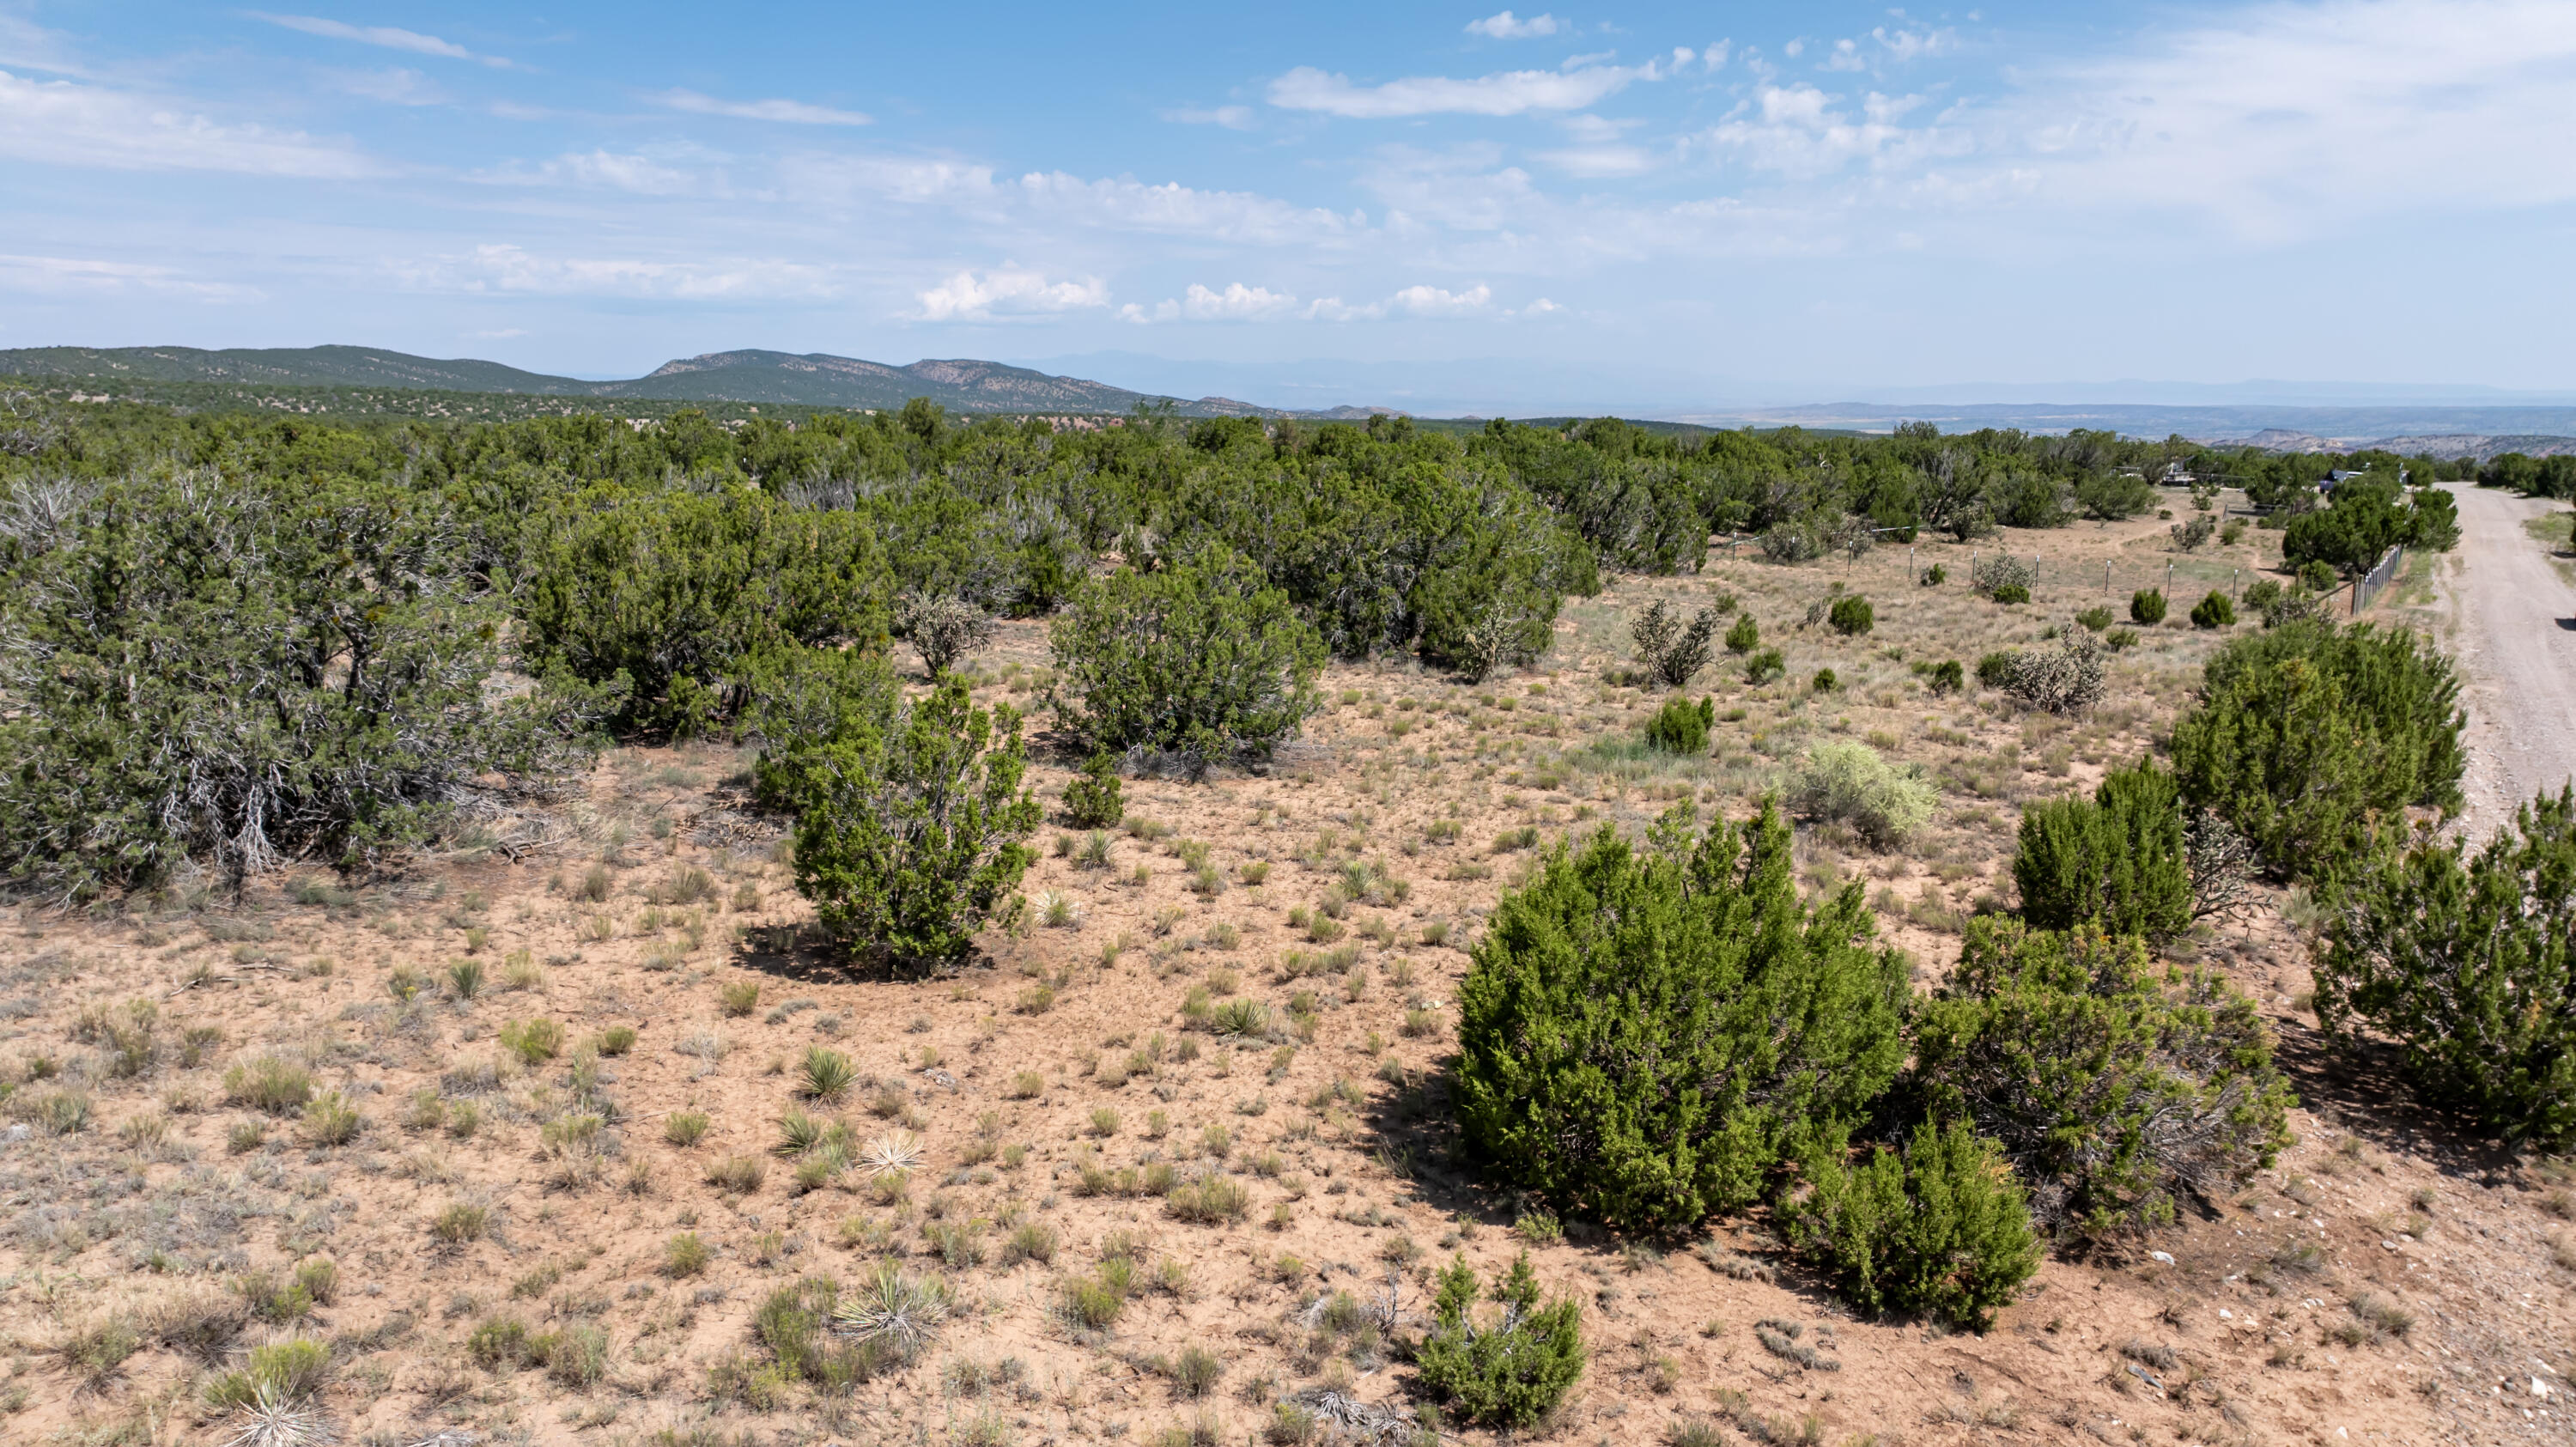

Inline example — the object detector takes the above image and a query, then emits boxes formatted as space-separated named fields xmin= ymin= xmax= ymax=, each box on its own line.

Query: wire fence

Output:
xmin=2352 ymin=544 xmax=2407 ymax=615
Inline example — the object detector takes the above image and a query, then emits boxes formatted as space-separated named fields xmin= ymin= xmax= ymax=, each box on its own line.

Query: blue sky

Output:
xmin=3 ymin=1 xmax=2574 ymax=404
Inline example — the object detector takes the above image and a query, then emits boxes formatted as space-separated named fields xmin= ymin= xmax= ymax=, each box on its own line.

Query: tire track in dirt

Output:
xmin=2436 ymin=483 xmax=2576 ymax=842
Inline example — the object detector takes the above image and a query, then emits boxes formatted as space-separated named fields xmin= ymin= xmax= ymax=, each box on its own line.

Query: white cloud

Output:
xmin=1268 ymin=62 xmax=1655 ymax=119
xmin=1822 ymin=40 xmax=1865 ymax=72
xmin=1465 ymin=10 xmax=1559 ymax=40
xmin=524 ymin=150 xmax=704 ymax=196
xmin=1783 ymin=39 xmax=1804 ymax=58
xmin=404 ymin=244 xmax=837 ymax=300
xmin=1702 ymin=40 xmax=1730 ymax=70
xmin=654 ymin=89 xmax=871 ymax=125
xmin=469 ymin=327 xmax=528 ymax=338
xmin=1309 ymin=282 xmax=1492 ymax=320
xmin=1183 ymin=282 xmax=1298 ymax=319
xmin=0 ymin=252 xmax=260 ymax=301
xmin=1982 ymin=0 xmax=2576 ymax=237
xmin=1698 ymin=84 xmax=1955 ymax=176
xmin=1160 ymin=104 xmax=1255 ymax=129
xmin=246 ymin=13 xmax=513 ymax=68
xmin=1871 ymin=27 xmax=1956 ymax=64
xmin=0 ymin=69 xmax=374 ymax=176
xmin=917 ymin=267 xmax=1109 ymax=320
xmin=1520 ymin=297 xmax=1562 ymax=313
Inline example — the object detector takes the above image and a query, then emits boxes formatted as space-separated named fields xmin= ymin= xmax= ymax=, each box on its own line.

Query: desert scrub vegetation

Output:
xmin=519 ymin=482 xmax=890 ymax=734
xmin=761 ymin=674 xmax=1042 ymax=970
xmin=2315 ymin=785 xmax=2576 ymax=1144
xmin=1455 ymin=804 xmax=1906 ymax=1231
xmin=1783 ymin=1119 xmax=2040 ymax=1330
xmin=1046 ymin=545 xmax=1327 ymax=775
xmin=1789 ymin=740 xmax=1936 ymax=846
xmin=0 ymin=470 xmax=610 ymax=897
xmin=2172 ymin=619 xmax=2463 ymax=876
xmin=1909 ymin=919 xmax=2293 ymax=1233
xmin=2014 ymin=759 xmax=2193 ymax=939
xmin=1415 ymin=1252 xmax=1586 ymax=1428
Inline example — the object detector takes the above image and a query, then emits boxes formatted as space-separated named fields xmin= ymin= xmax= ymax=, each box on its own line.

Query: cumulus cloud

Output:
xmin=1309 ymin=282 xmax=1492 ymax=320
xmin=1464 ymin=10 xmax=1559 ymax=40
xmin=0 ymin=69 xmax=374 ymax=176
xmin=917 ymin=266 xmax=1110 ymax=320
xmin=1268 ymin=62 xmax=1655 ymax=118
xmin=1184 ymin=281 xmax=1298 ymax=319
xmin=1699 ymin=84 xmax=1954 ymax=176
xmin=246 ymin=13 xmax=514 ymax=68
xmin=654 ymin=88 xmax=872 ymax=125
xmin=1160 ymin=104 xmax=1255 ymax=129
xmin=1119 ymin=281 xmax=1302 ymax=323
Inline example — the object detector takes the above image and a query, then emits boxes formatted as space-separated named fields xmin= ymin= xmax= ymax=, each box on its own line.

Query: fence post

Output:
xmin=2104 ymin=560 xmax=2111 ymax=595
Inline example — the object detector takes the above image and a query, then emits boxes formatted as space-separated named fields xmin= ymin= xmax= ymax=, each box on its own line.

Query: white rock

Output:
xmin=2150 ymin=1250 xmax=2176 ymax=1264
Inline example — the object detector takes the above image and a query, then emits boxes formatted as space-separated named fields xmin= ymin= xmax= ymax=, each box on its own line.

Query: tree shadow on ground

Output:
xmin=2267 ymin=1012 xmax=2525 ymax=1186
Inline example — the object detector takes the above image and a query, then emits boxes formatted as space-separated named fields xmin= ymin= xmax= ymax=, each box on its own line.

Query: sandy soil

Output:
xmin=3 ymin=499 xmax=2573 ymax=1447
xmin=2435 ymin=483 xmax=2576 ymax=842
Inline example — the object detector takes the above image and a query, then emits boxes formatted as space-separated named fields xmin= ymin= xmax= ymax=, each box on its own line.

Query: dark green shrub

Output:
xmin=1415 ymin=1254 xmax=1584 ymax=1428
xmin=1643 ymin=697 xmax=1714 ymax=755
xmin=1048 ymin=548 xmax=1325 ymax=775
xmin=2013 ymin=761 xmax=2191 ymax=940
xmin=2130 ymin=588 xmax=2166 ymax=624
xmin=2072 ymin=606 xmax=2113 ymax=632
xmin=1631 ymin=599 xmax=1718 ymax=687
xmin=1062 ymin=752 xmax=1125 ymax=829
xmin=0 ymin=473 xmax=607 ymax=897
xmin=1784 ymin=1120 xmax=2040 ymax=1330
xmin=2076 ymin=471 xmax=2158 ymax=522
xmin=1454 ymin=807 xmax=1908 ymax=1230
xmin=1723 ymin=614 xmax=1759 ymax=654
xmin=1921 ymin=562 xmax=1947 ymax=586
xmin=1742 ymin=648 xmax=1785 ymax=684
xmin=1811 ymin=668 xmax=1837 ymax=693
xmin=2245 ymin=578 xmax=2324 ymax=629
xmin=1826 ymin=595 xmax=1874 ymax=635
xmin=2189 ymin=591 xmax=2234 ymax=629
xmin=1990 ymin=583 xmax=2030 ymax=605
xmin=1928 ymin=660 xmax=1964 ymax=696
xmin=2314 ymin=787 xmax=2576 ymax=1146
xmin=2296 ymin=559 xmax=2340 ymax=593
xmin=2170 ymin=621 xmax=2463 ymax=875
xmin=521 ymin=483 xmax=890 ymax=734
xmin=764 ymin=677 xmax=1042 ymax=970
xmin=1975 ymin=652 xmax=2014 ymax=688
xmin=1908 ymin=920 xmax=2293 ymax=1233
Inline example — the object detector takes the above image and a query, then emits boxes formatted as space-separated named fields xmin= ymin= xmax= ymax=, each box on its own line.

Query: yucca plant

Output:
xmin=860 ymin=1129 xmax=925 ymax=1176
xmin=831 ymin=1262 xmax=949 ymax=1359
xmin=799 ymin=1046 xmax=857 ymax=1103
xmin=446 ymin=958 xmax=484 ymax=1000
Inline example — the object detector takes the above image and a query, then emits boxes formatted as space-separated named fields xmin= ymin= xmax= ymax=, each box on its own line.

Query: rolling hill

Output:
xmin=0 ymin=344 xmax=1279 ymax=416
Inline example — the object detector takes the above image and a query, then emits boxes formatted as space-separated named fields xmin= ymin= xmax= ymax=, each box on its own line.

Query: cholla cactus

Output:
xmin=894 ymin=592 xmax=996 ymax=676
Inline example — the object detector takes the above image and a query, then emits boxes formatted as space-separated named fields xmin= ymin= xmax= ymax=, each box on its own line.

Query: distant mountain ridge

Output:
xmin=0 ymin=344 xmax=1284 ymax=417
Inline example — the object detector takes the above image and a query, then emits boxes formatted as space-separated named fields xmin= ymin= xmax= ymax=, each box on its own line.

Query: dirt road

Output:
xmin=2438 ymin=482 xmax=2576 ymax=841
